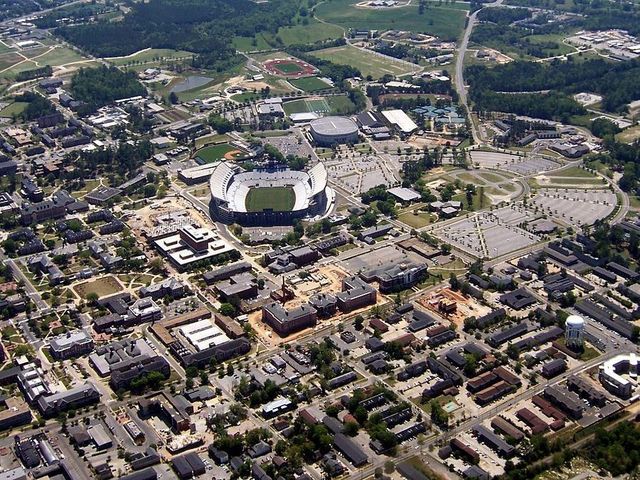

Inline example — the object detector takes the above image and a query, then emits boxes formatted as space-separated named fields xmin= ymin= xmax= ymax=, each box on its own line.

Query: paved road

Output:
xmin=455 ymin=0 xmax=505 ymax=146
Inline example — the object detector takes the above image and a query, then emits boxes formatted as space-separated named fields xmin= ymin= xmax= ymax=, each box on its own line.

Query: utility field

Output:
xmin=289 ymin=76 xmax=332 ymax=92
xmin=311 ymin=44 xmax=417 ymax=79
xmin=314 ymin=0 xmax=468 ymax=40
xmin=245 ymin=187 xmax=295 ymax=212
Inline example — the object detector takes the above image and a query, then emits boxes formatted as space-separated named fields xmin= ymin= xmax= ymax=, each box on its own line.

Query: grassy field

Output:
xmin=289 ymin=76 xmax=332 ymax=92
xmin=314 ymin=0 xmax=468 ymax=41
xmin=617 ymin=125 xmax=640 ymax=144
xmin=196 ymin=143 xmax=243 ymax=163
xmin=73 ymin=276 xmax=122 ymax=299
xmin=233 ymin=35 xmax=272 ymax=52
xmin=0 ymin=42 xmax=14 ymax=55
xmin=245 ymin=187 xmax=295 ymax=212
xmin=283 ymin=97 xmax=331 ymax=115
xmin=398 ymin=211 xmax=433 ymax=228
xmin=195 ymin=133 xmax=229 ymax=148
xmin=231 ymin=91 xmax=262 ymax=102
xmin=274 ymin=61 xmax=305 ymax=74
xmin=0 ymin=46 xmax=92 ymax=80
xmin=275 ymin=20 xmax=344 ymax=46
xmin=107 ymin=48 xmax=193 ymax=66
xmin=0 ymin=101 xmax=28 ymax=117
xmin=311 ymin=44 xmax=417 ymax=79
xmin=547 ymin=166 xmax=597 ymax=178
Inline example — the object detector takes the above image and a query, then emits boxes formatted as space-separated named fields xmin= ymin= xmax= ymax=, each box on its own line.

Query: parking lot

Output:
xmin=432 ymin=206 xmax=542 ymax=259
xmin=470 ymin=151 xmax=561 ymax=176
xmin=530 ymin=189 xmax=617 ymax=226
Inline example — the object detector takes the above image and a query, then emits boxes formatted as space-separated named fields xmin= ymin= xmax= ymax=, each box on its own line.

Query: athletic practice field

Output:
xmin=289 ymin=76 xmax=332 ymax=92
xmin=196 ymin=144 xmax=247 ymax=163
xmin=245 ymin=187 xmax=295 ymax=212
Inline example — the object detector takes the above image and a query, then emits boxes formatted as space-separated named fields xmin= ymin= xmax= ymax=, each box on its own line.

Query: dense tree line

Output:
xmin=477 ymin=7 xmax=532 ymax=24
xmin=15 ymin=65 xmax=53 ymax=82
xmin=472 ymin=91 xmax=585 ymax=121
xmin=466 ymin=58 xmax=640 ymax=113
xmin=14 ymin=92 xmax=56 ymax=121
xmin=57 ymin=0 xmax=300 ymax=69
xmin=471 ymin=24 xmax=567 ymax=58
xmin=70 ymin=66 xmax=146 ymax=113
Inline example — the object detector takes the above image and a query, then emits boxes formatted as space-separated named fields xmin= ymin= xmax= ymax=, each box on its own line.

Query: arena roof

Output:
xmin=381 ymin=109 xmax=419 ymax=134
xmin=309 ymin=116 xmax=358 ymax=136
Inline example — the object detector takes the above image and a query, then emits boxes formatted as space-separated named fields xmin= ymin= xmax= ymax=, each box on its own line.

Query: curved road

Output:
xmin=455 ymin=0 xmax=504 ymax=145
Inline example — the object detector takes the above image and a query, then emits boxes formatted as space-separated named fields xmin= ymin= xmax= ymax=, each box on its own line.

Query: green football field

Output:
xmin=245 ymin=187 xmax=295 ymax=212
xmin=289 ymin=76 xmax=331 ymax=92
xmin=275 ymin=61 xmax=305 ymax=74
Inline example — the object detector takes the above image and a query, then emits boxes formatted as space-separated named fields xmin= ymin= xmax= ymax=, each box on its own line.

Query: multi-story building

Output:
xmin=48 ymin=330 xmax=94 ymax=360
xmin=262 ymin=302 xmax=317 ymax=336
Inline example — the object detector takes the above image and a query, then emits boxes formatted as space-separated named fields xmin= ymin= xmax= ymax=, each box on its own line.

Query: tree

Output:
xmin=219 ymin=303 xmax=236 ymax=317
xmin=169 ymin=91 xmax=179 ymax=104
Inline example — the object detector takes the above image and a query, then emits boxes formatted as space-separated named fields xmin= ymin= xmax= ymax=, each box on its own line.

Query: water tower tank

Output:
xmin=565 ymin=314 xmax=585 ymax=348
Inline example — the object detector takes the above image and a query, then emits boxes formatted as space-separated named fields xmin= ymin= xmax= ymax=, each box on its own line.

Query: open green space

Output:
xmin=314 ymin=0 xmax=467 ymax=40
xmin=283 ymin=98 xmax=328 ymax=115
xmin=245 ymin=187 xmax=295 ymax=212
xmin=0 ymin=102 xmax=28 ymax=117
xmin=478 ymin=171 xmax=510 ymax=183
xmin=274 ymin=20 xmax=344 ymax=46
xmin=289 ymin=76 xmax=332 ymax=92
xmin=398 ymin=211 xmax=433 ymax=228
xmin=547 ymin=166 xmax=597 ymax=178
xmin=195 ymin=133 xmax=229 ymax=148
xmin=232 ymin=35 xmax=272 ymax=52
xmin=196 ymin=143 xmax=244 ymax=163
xmin=231 ymin=91 xmax=262 ymax=103
xmin=107 ymin=48 xmax=193 ymax=66
xmin=0 ymin=42 xmax=15 ymax=55
xmin=617 ymin=125 xmax=640 ymax=144
xmin=546 ymin=177 xmax=604 ymax=186
xmin=73 ymin=276 xmax=123 ymax=299
xmin=311 ymin=44 xmax=416 ymax=79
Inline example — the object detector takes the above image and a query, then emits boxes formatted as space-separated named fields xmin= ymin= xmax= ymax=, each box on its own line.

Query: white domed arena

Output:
xmin=209 ymin=162 xmax=334 ymax=226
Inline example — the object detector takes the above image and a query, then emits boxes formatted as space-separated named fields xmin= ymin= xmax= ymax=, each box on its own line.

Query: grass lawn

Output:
xmin=547 ymin=166 xmax=597 ymax=178
xmin=326 ymin=95 xmax=357 ymax=114
xmin=73 ymin=276 xmax=123 ymax=299
xmin=196 ymin=143 xmax=244 ymax=163
xmin=107 ymin=48 xmax=193 ymax=66
xmin=195 ymin=133 xmax=229 ymax=148
xmin=273 ymin=19 xmax=344 ymax=46
xmin=453 ymin=190 xmax=489 ymax=211
xmin=617 ymin=125 xmax=640 ymax=144
xmin=398 ymin=211 xmax=433 ymax=228
xmin=0 ymin=42 xmax=15 ymax=55
xmin=546 ymin=177 xmax=604 ymax=186
xmin=245 ymin=187 xmax=295 ymax=212
xmin=283 ymin=97 xmax=332 ymax=115
xmin=275 ymin=61 xmax=305 ymax=74
xmin=311 ymin=44 xmax=417 ymax=79
xmin=232 ymin=35 xmax=272 ymax=52
xmin=314 ymin=0 xmax=467 ymax=41
xmin=0 ymin=101 xmax=28 ymax=117
xmin=231 ymin=91 xmax=262 ymax=103
xmin=289 ymin=76 xmax=332 ymax=92
xmin=478 ymin=171 xmax=509 ymax=183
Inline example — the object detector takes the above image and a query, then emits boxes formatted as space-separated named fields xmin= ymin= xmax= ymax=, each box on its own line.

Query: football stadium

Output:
xmin=209 ymin=162 xmax=334 ymax=226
